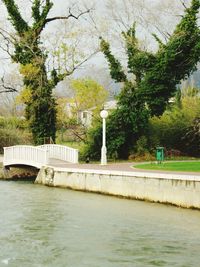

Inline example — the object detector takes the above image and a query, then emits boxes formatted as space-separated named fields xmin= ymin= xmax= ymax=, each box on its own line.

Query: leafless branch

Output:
xmin=87 ymin=12 xmax=102 ymax=37
xmin=0 ymin=27 xmax=17 ymax=43
xmin=0 ymin=38 xmax=13 ymax=57
xmin=154 ymin=25 xmax=171 ymax=43
xmin=180 ymin=0 xmax=187 ymax=10
xmin=0 ymin=28 xmax=17 ymax=57
xmin=0 ymin=76 xmax=18 ymax=94
xmin=65 ymin=50 xmax=98 ymax=76
xmin=45 ymin=7 xmax=91 ymax=24
xmin=71 ymin=127 xmax=86 ymax=142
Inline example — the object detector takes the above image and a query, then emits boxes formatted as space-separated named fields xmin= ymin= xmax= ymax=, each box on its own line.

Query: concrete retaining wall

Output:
xmin=35 ymin=166 xmax=200 ymax=209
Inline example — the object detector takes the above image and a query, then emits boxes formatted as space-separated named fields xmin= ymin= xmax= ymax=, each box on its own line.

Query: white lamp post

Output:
xmin=100 ymin=109 xmax=108 ymax=165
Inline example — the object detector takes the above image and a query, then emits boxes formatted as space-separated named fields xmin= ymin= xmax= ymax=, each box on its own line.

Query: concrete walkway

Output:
xmin=2 ymin=154 xmax=200 ymax=176
xmin=48 ymin=159 xmax=200 ymax=176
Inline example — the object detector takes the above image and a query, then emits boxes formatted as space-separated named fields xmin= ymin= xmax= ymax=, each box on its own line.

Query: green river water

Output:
xmin=0 ymin=180 xmax=200 ymax=267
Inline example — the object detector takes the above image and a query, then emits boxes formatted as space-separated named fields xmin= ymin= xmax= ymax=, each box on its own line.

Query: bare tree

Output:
xmin=99 ymin=0 xmax=188 ymax=52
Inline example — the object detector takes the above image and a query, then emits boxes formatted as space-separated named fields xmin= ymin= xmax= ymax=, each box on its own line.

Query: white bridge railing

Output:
xmin=38 ymin=144 xmax=79 ymax=164
xmin=3 ymin=144 xmax=79 ymax=168
xmin=3 ymin=145 xmax=48 ymax=168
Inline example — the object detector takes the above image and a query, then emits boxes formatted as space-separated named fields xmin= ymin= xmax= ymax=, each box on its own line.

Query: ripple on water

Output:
xmin=0 ymin=181 xmax=200 ymax=267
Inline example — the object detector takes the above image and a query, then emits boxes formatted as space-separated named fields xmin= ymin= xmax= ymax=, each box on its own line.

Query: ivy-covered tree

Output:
xmin=1 ymin=0 xmax=90 ymax=144
xmin=86 ymin=0 xmax=200 ymax=159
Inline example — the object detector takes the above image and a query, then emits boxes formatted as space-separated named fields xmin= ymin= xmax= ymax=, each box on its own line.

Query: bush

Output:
xmin=81 ymin=121 xmax=102 ymax=160
xmin=148 ymin=91 xmax=200 ymax=156
xmin=0 ymin=116 xmax=31 ymax=153
xmin=128 ymin=152 xmax=155 ymax=162
xmin=0 ymin=128 xmax=32 ymax=154
xmin=135 ymin=136 xmax=149 ymax=155
xmin=183 ymin=117 xmax=200 ymax=156
xmin=0 ymin=116 xmax=28 ymax=130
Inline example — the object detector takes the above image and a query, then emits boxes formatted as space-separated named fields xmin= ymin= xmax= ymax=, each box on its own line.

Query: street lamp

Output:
xmin=100 ymin=109 xmax=108 ymax=165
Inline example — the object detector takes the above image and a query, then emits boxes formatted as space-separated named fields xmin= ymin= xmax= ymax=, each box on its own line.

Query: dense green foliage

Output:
xmin=102 ymin=87 xmax=200 ymax=159
xmin=0 ymin=116 xmax=27 ymax=129
xmin=148 ymin=87 xmax=200 ymax=157
xmin=0 ymin=116 xmax=32 ymax=153
xmin=183 ymin=117 xmax=200 ymax=156
xmin=86 ymin=0 xmax=200 ymax=159
xmin=84 ymin=82 xmax=149 ymax=159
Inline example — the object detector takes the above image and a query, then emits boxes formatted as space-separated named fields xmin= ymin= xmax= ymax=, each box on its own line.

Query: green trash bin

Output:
xmin=156 ymin=147 xmax=164 ymax=163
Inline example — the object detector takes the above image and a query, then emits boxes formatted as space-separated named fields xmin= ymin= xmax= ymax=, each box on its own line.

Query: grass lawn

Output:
xmin=134 ymin=161 xmax=200 ymax=172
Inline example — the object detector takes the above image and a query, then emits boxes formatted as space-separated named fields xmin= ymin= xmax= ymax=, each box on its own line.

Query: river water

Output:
xmin=0 ymin=180 xmax=200 ymax=267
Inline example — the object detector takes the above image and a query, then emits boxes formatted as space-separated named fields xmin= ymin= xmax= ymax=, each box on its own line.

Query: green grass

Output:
xmin=134 ymin=161 xmax=200 ymax=172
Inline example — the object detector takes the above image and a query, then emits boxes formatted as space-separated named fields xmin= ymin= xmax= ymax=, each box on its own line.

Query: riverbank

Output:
xmin=2 ymin=153 xmax=200 ymax=210
xmin=35 ymin=163 xmax=200 ymax=210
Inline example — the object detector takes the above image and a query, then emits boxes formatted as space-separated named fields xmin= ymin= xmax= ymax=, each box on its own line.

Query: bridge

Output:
xmin=3 ymin=144 xmax=79 ymax=169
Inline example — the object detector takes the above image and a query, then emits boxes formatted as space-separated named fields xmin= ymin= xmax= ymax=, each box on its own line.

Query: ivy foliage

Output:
xmin=85 ymin=82 xmax=149 ymax=159
xmin=86 ymin=0 xmax=200 ymax=159
xmin=140 ymin=0 xmax=200 ymax=115
xmin=2 ymin=0 xmax=29 ymax=34
xmin=2 ymin=0 xmax=62 ymax=144
xmin=102 ymin=0 xmax=200 ymax=116
xmin=100 ymin=38 xmax=127 ymax=83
